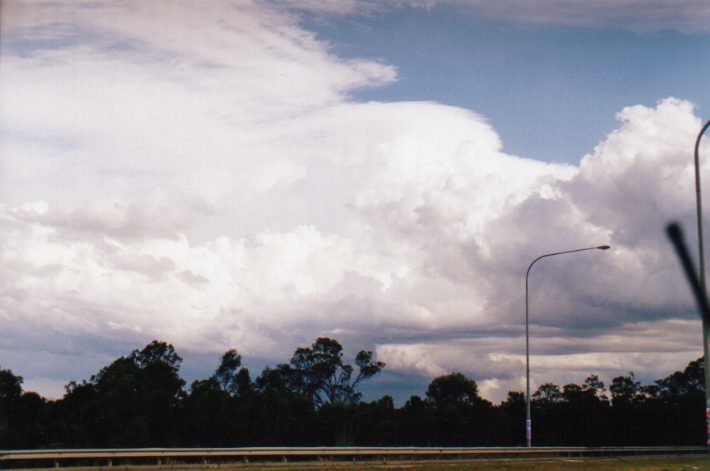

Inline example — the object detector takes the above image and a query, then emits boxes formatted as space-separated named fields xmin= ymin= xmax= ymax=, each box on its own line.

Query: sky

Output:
xmin=1 ymin=0 xmax=710 ymax=404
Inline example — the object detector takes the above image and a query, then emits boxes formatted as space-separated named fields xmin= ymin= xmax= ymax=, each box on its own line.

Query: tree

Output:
xmin=255 ymin=365 xmax=293 ymax=393
xmin=287 ymin=338 xmax=384 ymax=406
xmin=425 ymin=372 xmax=479 ymax=407
xmin=86 ymin=340 xmax=185 ymax=446
xmin=560 ymin=378 xmax=608 ymax=411
xmin=0 ymin=368 xmax=24 ymax=447
xmin=654 ymin=357 xmax=704 ymax=399
xmin=249 ymin=366 xmax=318 ymax=445
xmin=182 ymin=349 xmax=254 ymax=446
xmin=0 ymin=368 xmax=23 ymax=404
xmin=14 ymin=392 xmax=47 ymax=448
xmin=551 ymin=377 xmax=611 ymax=446
xmin=424 ymin=373 xmax=500 ymax=446
xmin=53 ymin=381 xmax=97 ymax=446
xmin=130 ymin=341 xmax=182 ymax=372
xmin=584 ymin=374 xmax=607 ymax=400
xmin=213 ymin=349 xmax=251 ymax=397
xmin=533 ymin=383 xmax=562 ymax=403
xmin=499 ymin=391 xmax=525 ymax=445
xmin=610 ymin=372 xmax=641 ymax=407
xmin=398 ymin=395 xmax=435 ymax=445
xmin=647 ymin=357 xmax=705 ymax=445
xmin=184 ymin=377 xmax=229 ymax=446
xmin=0 ymin=369 xmax=53 ymax=448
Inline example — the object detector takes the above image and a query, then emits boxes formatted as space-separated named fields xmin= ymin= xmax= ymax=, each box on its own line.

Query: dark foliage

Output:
xmin=286 ymin=337 xmax=385 ymax=407
xmin=0 ymin=340 xmax=705 ymax=449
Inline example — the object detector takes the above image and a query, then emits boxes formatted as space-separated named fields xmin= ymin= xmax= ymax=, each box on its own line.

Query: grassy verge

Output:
xmin=16 ymin=455 xmax=710 ymax=471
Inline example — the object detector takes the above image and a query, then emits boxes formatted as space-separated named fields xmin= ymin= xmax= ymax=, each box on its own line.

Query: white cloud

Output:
xmin=0 ymin=1 xmax=395 ymax=211
xmin=291 ymin=0 xmax=710 ymax=32
xmin=1 ymin=1 xmax=707 ymax=402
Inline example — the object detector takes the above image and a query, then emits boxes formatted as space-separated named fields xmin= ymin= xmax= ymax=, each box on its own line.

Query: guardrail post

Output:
xmin=282 ymin=456 xmax=287 ymax=463
xmin=202 ymin=458 xmax=207 ymax=466
xmin=108 ymin=459 xmax=112 ymax=467
xmin=156 ymin=458 xmax=161 ymax=466
xmin=54 ymin=459 xmax=59 ymax=468
xmin=243 ymin=457 xmax=249 ymax=464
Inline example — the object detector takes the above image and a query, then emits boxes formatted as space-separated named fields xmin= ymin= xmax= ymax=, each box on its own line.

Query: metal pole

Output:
xmin=525 ymin=245 xmax=610 ymax=447
xmin=694 ymin=120 xmax=710 ymax=448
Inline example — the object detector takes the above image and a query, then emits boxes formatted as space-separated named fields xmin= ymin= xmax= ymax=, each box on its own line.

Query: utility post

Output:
xmin=525 ymin=245 xmax=609 ymax=447
xmin=693 ymin=119 xmax=710 ymax=449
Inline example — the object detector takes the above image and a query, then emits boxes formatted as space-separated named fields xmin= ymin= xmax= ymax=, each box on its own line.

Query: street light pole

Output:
xmin=525 ymin=244 xmax=610 ymax=448
xmin=693 ymin=119 xmax=710 ymax=447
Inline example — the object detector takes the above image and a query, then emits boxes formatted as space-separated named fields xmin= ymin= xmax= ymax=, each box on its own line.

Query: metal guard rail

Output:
xmin=0 ymin=446 xmax=706 ymax=467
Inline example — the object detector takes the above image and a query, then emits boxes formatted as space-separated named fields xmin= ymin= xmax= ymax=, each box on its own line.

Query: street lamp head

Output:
xmin=597 ymin=245 xmax=610 ymax=250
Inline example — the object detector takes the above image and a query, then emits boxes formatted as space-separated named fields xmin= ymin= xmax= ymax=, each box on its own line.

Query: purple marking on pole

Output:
xmin=526 ymin=419 xmax=531 ymax=441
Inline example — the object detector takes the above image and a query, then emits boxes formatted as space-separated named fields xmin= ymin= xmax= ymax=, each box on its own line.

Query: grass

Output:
xmin=18 ymin=455 xmax=709 ymax=471
xmin=215 ymin=455 xmax=709 ymax=470
xmin=352 ymin=455 xmax=710 ymax=470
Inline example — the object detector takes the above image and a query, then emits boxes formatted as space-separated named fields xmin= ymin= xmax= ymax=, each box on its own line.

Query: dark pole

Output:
xmin=694 ymin=120 xmax=710 ymax=447
xmin=525 ymin=245 xmax=610 ymax=447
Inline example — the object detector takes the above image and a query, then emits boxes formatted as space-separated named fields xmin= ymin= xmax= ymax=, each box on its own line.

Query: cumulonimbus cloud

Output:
xmin=0 ymin=1 xmax=707 ymax=401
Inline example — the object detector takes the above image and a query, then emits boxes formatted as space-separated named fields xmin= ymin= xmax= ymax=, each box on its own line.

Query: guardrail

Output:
xmin=0 ymin=446 xmax=706 ymax=468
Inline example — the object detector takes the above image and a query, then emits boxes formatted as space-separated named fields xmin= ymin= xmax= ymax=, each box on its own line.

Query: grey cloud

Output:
xmin=176 ymin=270 xmax=209 ymax=286
xmin=12 ymin=195 xmax=211 ymax=241
xmin=110 ymin=254 xmax=176 ymax=282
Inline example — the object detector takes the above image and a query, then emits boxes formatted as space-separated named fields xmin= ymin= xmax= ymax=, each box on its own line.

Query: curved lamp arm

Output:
xmin=524 ymin=244 xmax=610 ymax=447
xmin=525 ymin=245 xmax=611 ymax=281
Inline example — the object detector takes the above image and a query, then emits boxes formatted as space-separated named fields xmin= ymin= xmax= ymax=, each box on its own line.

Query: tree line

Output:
xmin=0 ymin=337 xmax=704 ymax=448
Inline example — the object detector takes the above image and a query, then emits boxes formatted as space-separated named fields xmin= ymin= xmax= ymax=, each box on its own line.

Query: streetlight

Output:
xmin=524 ymin=244 xmax=610 ymax=447
xmin=693 ymin=119 xmax=710 ymax=447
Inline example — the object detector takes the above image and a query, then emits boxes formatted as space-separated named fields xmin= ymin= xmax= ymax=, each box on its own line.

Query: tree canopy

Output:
xmin=287 ymin=337 xmax=385 ymax=406
xmin=0 ymin=341 xmax=705 ymax=449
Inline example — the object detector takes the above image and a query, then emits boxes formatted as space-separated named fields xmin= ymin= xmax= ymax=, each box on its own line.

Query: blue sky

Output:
xmin=308 ymin=5 xmax=710 ymax=163
xmin=1 ymin=1 xmax=710 ymax=404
